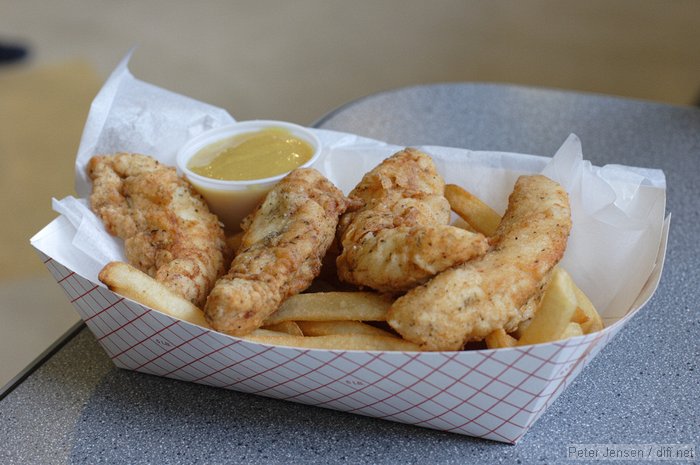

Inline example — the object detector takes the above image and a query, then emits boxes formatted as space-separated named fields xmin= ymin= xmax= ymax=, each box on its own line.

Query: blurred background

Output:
xmin=1 ymin=0 xmax=699 ymax=386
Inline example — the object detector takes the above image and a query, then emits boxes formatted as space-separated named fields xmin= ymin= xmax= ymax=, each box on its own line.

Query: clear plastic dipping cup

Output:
xmin=176 ymin=120 xmax=322 ymax=231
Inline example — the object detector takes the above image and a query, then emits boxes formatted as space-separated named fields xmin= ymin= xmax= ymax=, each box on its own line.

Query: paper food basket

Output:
xmin=30 ymin=54 xmax=669 ymax=444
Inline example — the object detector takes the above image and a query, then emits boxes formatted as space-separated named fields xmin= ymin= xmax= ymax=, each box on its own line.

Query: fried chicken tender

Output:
xmin=387 ymin=175 xmax=572 ymax=351
xmin=336 ymin=148 xmax=488 ymax=293
xmin=88 ymin=153 xmax=228 ymax=308
xmin=204 ymin=168 xmax=349 ymax=336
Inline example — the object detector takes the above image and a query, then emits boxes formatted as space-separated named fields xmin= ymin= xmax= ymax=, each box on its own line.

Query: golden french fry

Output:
xmin=450 ymin=216 xmax=477 ymax=232
xmin=512 ymin=318 xmax=530 ymax=340
xmin=485 ymin=328 xmax=517 ymax=349
xmin=445 ymin=184 xmax=501 ymax=236
xmin=242 ymin=332 xmax=421 ymax=351
xmin=297 ymin=320 xmax=398 ymax=338
xmin=571 ymin=307 xmax=590 ymax=324
xmin=98 ymin=261 xmax=209 ymax=328
xmin=262 ymin=321 xmax=304 ymax=336
xmin=510 ymin=274 xmax=550 ymax=339
xmin=264 ymin=292 xmax=392 ymax=325
xmin=559 ymin=322 xmax=583 ymax=340
xmin=517 ymin=267 xmax=578 ymax=346
xmin=249 ymin=328 xmax=294 ymax=337
xmin=573 ymin=285 xmax=604 ymax=334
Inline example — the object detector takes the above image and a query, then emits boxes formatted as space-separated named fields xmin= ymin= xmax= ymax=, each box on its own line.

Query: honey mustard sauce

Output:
xmin=187 ymin=127 xmax=314 ymax=181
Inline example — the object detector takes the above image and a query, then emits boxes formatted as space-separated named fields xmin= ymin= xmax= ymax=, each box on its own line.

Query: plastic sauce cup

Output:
xmin=176 ymin=120 xmax=322 ymax=231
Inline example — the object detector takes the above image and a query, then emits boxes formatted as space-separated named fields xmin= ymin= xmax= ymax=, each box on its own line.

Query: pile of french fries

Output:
xmin=99 ymin=182 xmax=604 ymax=352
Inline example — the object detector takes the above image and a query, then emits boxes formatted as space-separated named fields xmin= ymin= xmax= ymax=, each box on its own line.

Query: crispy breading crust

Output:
xmin=88 ymin=153 xmax=228 ymax=308
xmin=336 ymin=148 xmax=488 ymax=293
xmin=204 ymin=168 xmax=350 ymax=336
xmin=387 ymin=175 xmax=572 ymax=351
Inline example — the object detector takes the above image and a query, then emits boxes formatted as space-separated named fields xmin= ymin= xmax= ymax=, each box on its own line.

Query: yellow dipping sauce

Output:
xmin=187 ymin=127 xmax=314 ymax=181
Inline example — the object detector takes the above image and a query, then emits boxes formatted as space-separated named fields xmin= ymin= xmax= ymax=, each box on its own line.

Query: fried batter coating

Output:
xmin=88 ymin=153 xmax=228 ymax=308
xmin=387 ymin=175 xmax=572 ymax=351
xmin=204 ymin=168 xmax=349 ymax=336
xmin=337 ymin=148 xmax=488 ymax=293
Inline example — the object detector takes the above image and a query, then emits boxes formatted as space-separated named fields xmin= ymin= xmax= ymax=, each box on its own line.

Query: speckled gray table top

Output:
xmin=2 ymin=83 xmax=699 ymax=464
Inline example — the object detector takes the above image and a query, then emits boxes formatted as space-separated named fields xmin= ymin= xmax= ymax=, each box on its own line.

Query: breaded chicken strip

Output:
xmin=88 ymin=153 xmax=228 ymax=308
xmin=387 ymin=175 xmax=571 ymax=351
xmin=337 ymin=148 xmax=488 ymax=293
xmin=205 ymin=168 xmax=349 ymax=336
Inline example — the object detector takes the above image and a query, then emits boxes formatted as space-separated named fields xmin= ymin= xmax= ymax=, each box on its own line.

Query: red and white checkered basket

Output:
xmin=33 ymin=216 xmax=667 ymax=443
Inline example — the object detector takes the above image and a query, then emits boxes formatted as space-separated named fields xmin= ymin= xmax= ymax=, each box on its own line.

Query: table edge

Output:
xmin=312 ymin=81 xmax=699 ymax=128
xmin=0 ymin=320 xmax=85 ymax=400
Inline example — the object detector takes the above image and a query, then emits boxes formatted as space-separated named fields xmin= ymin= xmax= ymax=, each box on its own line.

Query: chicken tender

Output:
xmin=88 ymin=153 xmax=228 ymax=308
xmin=387 ymin=175 xmax=572 ymax=351
xmin=205 ymin=168 xmax=349 ymax=335
xmin=337 ymin=148 xmax=488 ymax=293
